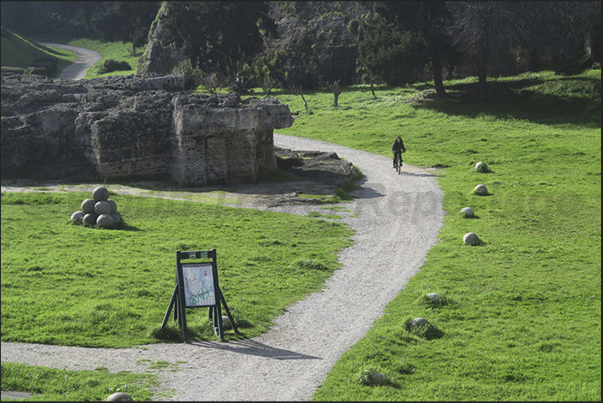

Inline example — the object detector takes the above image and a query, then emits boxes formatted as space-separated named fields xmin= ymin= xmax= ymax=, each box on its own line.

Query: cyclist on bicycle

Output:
xmin=392 ymin=136 xmax=406 ymax=168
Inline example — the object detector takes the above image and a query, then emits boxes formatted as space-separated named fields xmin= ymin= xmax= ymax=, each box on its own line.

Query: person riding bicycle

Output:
xmin=391 ymin=136 xmax=406 ymax=168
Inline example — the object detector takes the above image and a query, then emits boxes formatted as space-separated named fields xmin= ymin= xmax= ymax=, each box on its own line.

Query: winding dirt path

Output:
xmin=1 ymin=134 xmax=444 ymax=400
xmin=39 ymin=42 xmax=102 ymax=80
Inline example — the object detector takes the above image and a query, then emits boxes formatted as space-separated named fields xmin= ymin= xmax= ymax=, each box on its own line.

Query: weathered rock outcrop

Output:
xmin=1 ymin=73 xmax=294 ymax=185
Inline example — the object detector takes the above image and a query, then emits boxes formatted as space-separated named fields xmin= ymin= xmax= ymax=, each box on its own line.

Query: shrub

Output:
xmin=98 ymin=59 xmax=132 ymax=74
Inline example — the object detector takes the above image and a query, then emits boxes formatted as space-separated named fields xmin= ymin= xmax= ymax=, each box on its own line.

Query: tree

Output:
xmin=374 ymin=1 xmax=452 ymax=97
xmin=162 ymin=1 xmax=276 ymax=87
xmin=91 ymin=2 xmax=161 ymax=56
xmin=349 ymin=13 xmax=424 ymax=95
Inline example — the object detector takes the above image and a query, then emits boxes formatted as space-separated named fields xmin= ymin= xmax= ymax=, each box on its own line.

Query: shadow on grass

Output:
xmin=412 ymin=76 xmax=601 ymax=128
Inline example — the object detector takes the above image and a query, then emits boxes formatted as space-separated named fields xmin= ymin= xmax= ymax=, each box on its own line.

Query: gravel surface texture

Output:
xmin=38 ymin=42 xmax=101 ymax=80
xmin=1 ymin=133 xmax=444 ymax=401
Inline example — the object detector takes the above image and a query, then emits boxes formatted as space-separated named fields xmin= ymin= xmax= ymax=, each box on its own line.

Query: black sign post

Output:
xmin=161 ymin=249 xmax=239 ymax=342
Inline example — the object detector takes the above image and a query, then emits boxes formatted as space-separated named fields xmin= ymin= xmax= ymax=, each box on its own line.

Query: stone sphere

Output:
xmin=93 ymin=186 xmax=110 ymax=201
xmin=110 ymin=211 xmax=121 ymax=224
xmin=426 ymin=293 xmax=440 ymax=302
xmin=475 ymin=161 xmax=489 ymax=173
xmin=81 ymin=198 xmax=96 ymax=214
xmin=94 ymin=201 xmax=111 ymax=215
xmin=474 ymin=184 xmax=488 ymax=195
xmin=370 ymin=372 xmax=388 ymax=385
xmin=97 ymin=214 xmax=114 ymax=228
xmin=107 ymin=392 xmax=133 ymax=401
xmin=107 ymin=199 xmax=117 ymax=214
xmin=71 ymin=211 xmax=83 ymax=222
xmin=463 ymin=232 xmax=480 ymax=245
xmin=412 ymin=317 xmax=429 ymax=328
xmin=83 ymin=213 xmax=98 ymax=225
xmin=461 ymin=207 xmax=474 ymax=218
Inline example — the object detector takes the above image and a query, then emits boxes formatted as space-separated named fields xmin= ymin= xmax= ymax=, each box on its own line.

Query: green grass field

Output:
xmin=1 ymin=33 xmax=600 ymax=400
xmin=272 ymin=71 xmax=601 ymax=401
xmin=1 ymin=192 xmax=353 ymax=347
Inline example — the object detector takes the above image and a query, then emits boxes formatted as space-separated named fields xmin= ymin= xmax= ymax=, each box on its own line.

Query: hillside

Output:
xmin=0 ymin=27 xmax=74 ymax=72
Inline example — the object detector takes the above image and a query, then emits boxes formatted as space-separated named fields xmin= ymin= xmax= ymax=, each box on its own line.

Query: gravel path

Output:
xmin=39 ymin=42 xmax=102 ymax=80
xmin=1 ymin=133 xmax=444 ymax=400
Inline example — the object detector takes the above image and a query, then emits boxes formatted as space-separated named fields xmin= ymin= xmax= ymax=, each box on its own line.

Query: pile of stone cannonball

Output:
xmin=70 ymin=187 xmax=121 ymax=228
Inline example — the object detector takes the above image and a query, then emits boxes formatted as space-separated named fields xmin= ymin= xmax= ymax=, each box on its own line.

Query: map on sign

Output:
xmin=182 ymin=263 xmax=215 ymax=307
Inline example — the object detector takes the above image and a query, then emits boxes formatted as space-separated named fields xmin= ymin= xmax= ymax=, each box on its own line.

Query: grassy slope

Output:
xmin=0 ymin=28 xmax=75 ymax=73
xmin=273 ymin=71 xmax=601 ymax=401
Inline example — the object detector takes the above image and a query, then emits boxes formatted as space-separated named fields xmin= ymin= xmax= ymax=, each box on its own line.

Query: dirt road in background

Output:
xmin=39 ymin=42 xmax=101 ymax=80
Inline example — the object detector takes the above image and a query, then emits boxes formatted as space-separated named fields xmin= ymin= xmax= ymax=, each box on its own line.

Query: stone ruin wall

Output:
xmin=1 ymin=74 xmax=294 ymax=185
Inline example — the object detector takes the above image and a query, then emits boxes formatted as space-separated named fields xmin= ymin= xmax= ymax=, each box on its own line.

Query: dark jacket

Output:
xmin=392 ymin=138 xmax=406 ymax=153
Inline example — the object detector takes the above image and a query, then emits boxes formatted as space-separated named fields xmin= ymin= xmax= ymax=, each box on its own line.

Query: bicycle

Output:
xmin=393 ymin=152 xmax=403 ymax=175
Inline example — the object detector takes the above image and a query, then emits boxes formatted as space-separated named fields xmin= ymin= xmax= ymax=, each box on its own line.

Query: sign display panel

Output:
xmin=182 ymin=263 xmax=216 ymax=307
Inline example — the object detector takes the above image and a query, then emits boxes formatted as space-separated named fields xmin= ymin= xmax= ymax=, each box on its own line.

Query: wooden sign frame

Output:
xmin=161 ymin=249 xmax=239 ymax=342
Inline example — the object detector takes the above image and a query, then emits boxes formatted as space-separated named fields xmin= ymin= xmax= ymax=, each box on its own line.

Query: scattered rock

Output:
xmin=463 ymin=232 xmax=480 ymax=245
xmin=370 ymin=372 xmax=388 ymax=386
xmin=474 ymin=184 xmax=488 ymax=195
xmin=107 ymin=392 xmax=133 ymax=401
xmin=475 ymin=161 xmax=490 ymax=173
xmin=461 ymin=207 xmax=474 ymax=218
xmin=411 ymin=317 xmax=429 ymax=328
xmin=426 ymin=293 xmax=440 ymax=302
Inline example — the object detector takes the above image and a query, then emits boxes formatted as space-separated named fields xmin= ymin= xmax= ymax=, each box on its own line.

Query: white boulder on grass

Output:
xmin=461 ymin=207 xmax=474 ymax=217
xmin=426 ymin=293 xmax=440 ymax=302
xmin=474 ymin=184 xmax=488 ymax=195
xmin=475 ymin=161 xmax=489 ymax=173
xmin=106 ymin=392 xmax=132 ymax=401
xmin=463 ymin=232 xmax=480 ymax=245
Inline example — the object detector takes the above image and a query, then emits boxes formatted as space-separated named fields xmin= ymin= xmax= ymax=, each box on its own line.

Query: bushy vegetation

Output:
xmin=97 ymin=58 xmax=131 ymax=74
